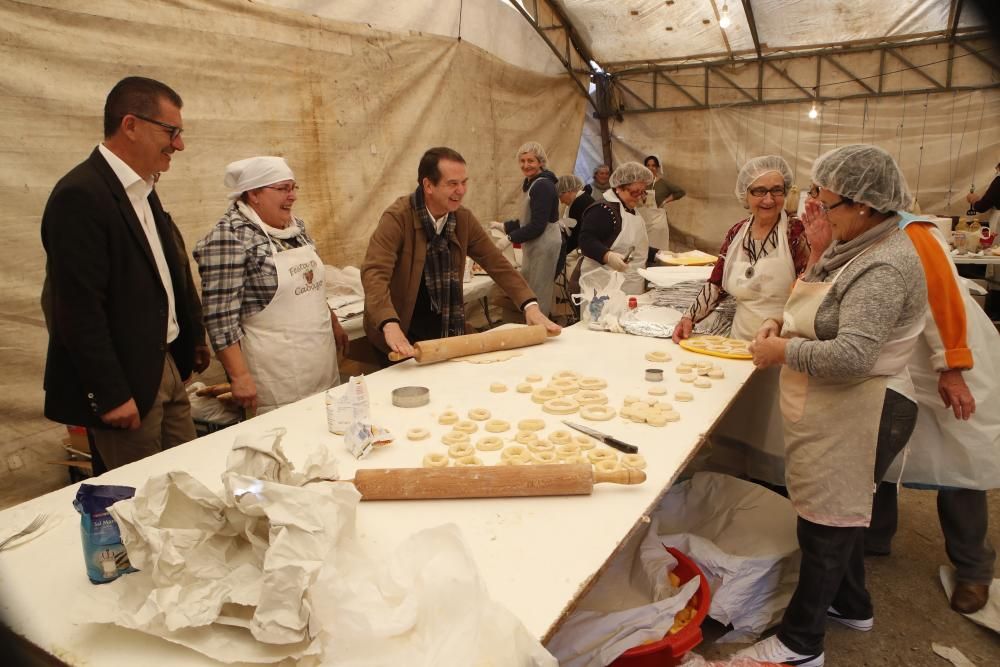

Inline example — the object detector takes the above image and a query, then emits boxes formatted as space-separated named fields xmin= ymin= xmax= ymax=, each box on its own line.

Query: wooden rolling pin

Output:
xmin=388 ymin=325 xmax=551 ymax=364
xmin=350 ymin=463 xmax=645 ymax=500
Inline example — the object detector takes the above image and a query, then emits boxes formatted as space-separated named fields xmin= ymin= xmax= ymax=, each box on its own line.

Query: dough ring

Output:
xmin=532 ymin=388 xmax=561 ymax=404
xmin=578 ymin=376 xmax=608 ymax=390
xmin=516 ymin=382 xmax=534 ymax=393
xmin=646 ymin=413 xmax=668 ymax=427
xmin=555 ymin=443 xmax=580 ymax=457
xmin=680 ymin=373 xmax=697 ymax=383
xmin=517 ymin=419 xmax=546 ymax=432
xmin=422 ymin=452 xmax=449 ymax=468
xmin=455 ymin=455 xmax=484 ymax=466
xmin=453 ymin=420 xmax=479 ymax=433
xmin=581 ymin=404 xmax=616 ymax=421
xmin=594 ymin=459 xmax=622 ymax=473
xmin=574 ymin=435 xmax=596 ymax=449
xmin=405 ymin=428 xmax=430 ymax=441
xmin=500 ymin=455 xmax=532 ymax=465
xmin=694 ymin=377 xmax=712 ymax=389
xmin=647 ymin=386 xmax=668 ymax=396
xmin=468 ymin=408 xmax=491 ymax=421
xmin=621 ymin=454 xmax=647 ymax=469
xmin=708 ymin=368 xmax=725 ymax=379
xmin=550 ymin=378 xmax=580 ymax=394
xmin=525 ymin=374 xmax=543 ymax=383
xmin=674 ymin=391 xmax=693 ymax=402
xmin=502 ymin=444 xmax=530 ymax=459
xmin=576 ymin=390 xmax=608 ymax=405
xmin=476 ymin=436 xmax=504 ymax=451
xmin=515 ymin=431 xmax=540 ymax=445
xmin=528 ymin=440 xmax=554 ymax=453
xmin=645 ymin=350 xmax=672 ymax=362
xmin=588 ymin=448 xmax=617 ymax=463
xmin=552 ymin=370 xmax=581 ymax=381
xmin=533 ymin=451 xmax=558 ymax=464
xmin=683 ymin=339 xmax=708 ymax=348
xmin=438 ymin=410 xmax=459 ymax=425
xmin=484 ymin=419 xmax=510 ymax=433
xmin=548 ymin=429 xmax=573 ymax=445
xmin=489 ymin=383 xmax=508 ymax=393
xmin=542 ymin=397 xmax=579 ymax=415
xmin=448 ymin=442 xmax=476 ymax=458
xmin=442 ymin=431 xmax=470 ymax=445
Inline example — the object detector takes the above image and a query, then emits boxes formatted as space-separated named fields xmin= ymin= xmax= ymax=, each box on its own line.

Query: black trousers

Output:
xmin=778 ymin=389 xmax=918 ymax=656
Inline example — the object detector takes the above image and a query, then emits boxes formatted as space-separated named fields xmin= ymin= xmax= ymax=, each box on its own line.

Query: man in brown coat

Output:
xmin=362 ymin=146 xmax=560 ymax=362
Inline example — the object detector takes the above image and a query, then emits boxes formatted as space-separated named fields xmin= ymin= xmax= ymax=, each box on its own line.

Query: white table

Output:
xmin=0 ymin=324 xmax=756 ymax=665
xmin=952 ymin=253 xmax=1000 ymax=265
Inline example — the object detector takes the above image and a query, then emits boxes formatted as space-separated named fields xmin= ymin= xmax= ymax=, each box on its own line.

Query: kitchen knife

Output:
xmin=562 ymin=421 xmax=639 ymax=454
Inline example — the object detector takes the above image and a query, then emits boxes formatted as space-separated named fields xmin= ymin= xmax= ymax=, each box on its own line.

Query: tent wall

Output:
xmin=0 ymin=0 xmax=586 ymax=487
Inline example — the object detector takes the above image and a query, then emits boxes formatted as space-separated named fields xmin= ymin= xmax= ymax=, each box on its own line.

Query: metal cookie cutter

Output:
xmin=391 ymin=386 xmax=431 ymax=408
xmin=645 ymin=368 xmax=664 ymax=382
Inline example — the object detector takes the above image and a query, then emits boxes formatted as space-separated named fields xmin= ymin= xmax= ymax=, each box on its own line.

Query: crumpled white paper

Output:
xmin=939 ymin=566 xmax=1000 ymax=634
xmin=90 ymin=428 xmax=358 ymax=663
xmin=931 ymin=643 xmax=977 ymax=667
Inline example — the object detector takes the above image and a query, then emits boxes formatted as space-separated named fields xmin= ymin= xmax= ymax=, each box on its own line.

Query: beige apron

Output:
xmin=779 ymin=251 xmax=887 ymax=528
xmin=517 ymin=179 xmax=563 ymax=315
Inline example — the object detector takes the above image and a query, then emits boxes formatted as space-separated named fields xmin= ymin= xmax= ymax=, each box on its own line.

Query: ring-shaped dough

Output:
xmin=577 ymin=376 xmax=608 ymax=390
xmin=448 ymin=442 xmax=476 ymax=458
xmin=680 ymin=373 xmax=697 ymax=383
xmin=552 ymin=370 xmax=581 ymax=381
xmin=532 ymin=388 xmax=561 ymax=404
xmin=533 ymin=451 xmax=558 ymax=464
xmin=442 ymin=431 xmax=470 ymax=445
xmin=644 ymin=350 xmax=672 ymax=362
xmin=525 ymin=374 xmax=543 ymax=383
xmin=548 ymin=429 xmax=573 ymax=445
xmin=622 ymin=454 xmax=646 ymax=470
xmin=550 ymin=379 xmax=580 ymax=394
xmin=438 ymin=410 xmax=459 ymax=425
xmin=574 ymin=435 xmax=596 ymax=449
xmin=528 ymin=440 xmax=554 ymax=453
xmin=708 ymin=368 xmax=726 ymax=379
xmin=647 ymin=386 xmax=668 ymax=396
xmin=588 ymin=448 xmax=617 ymax=463
xmin=516 ymin=382 xmax=534 ymax=393
xmin=694 ymin=377 xmax=712 ymax=389
xmin=674 ymin=391 xmax=693 ymax=402
xmin=646 ymin=413 xmax=668 ymax=427
xmin=489 ymin=382 xmax=508 ymax=393
xmin=517 ymin=419 xmax=546 ymax=432
xmin=467 ymin=408 xmax=491 ymax=421
xmin=515 ymin=431 xmax=539 ymax=445
xmin=576 ymin=390 xmax=609 ymax=405
xmin=484 ymin=419 xmax=510 ymax=433
xmin=594 ymin=459 xmax=622 ymax=473
xmin=422 ymin=452 xmax=449 ymax=468
xmin=555 ymin=443 xmax=581 ymax=457
xmin=542 ymin=397 xmax=579 ymax=415
xmin=453 ymin=420 xmax=479 ymax=433
xmin=406 ymin=428 xmax=430 ymax=441
xmin=675 ymin=365 xmax=693 ymax=374
xmin=500 ymin=455 xmax=532 ymax=465
xmin=455 ymin=455 xmax=484 ymax=466
xmin=476 ymin=436 xmax=504 ymax=451
xmin=581 ymin=404 xmax=617 ymax=421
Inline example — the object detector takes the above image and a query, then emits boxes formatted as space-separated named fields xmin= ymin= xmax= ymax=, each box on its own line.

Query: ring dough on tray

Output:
xmin=442 ymin=431 xmax=470 ymax=445
xmin=515 ymin=431 xmax=539 ymax=445
xmin=532 ymin=388 xmax=561 ymax=404
xmin=406 ymin=428 xmax=430 ymax=441
xmin=576 ymin=390 xmax=608 ymax=405
xmin=621 ymin=454 xmax=647 ymax=469
xmin=594 ymin=459 xmax=622 ymax=473
xmin=647 ymin=386 xmax=668 ymax=396
xmin=555 ymin=443 xmax=580 ymax=457
xmin=694 ymin=377 xmax=712 ymax=389
xmin=549 ymin=378 xmax=580 ymax=394
xmin=645 ymin=350 xmax=672 ymax=362
xmin=516 ymin=382 xmax=534 ymax=393
xmin=679 ymin=373 xmax=697 ymax=383
xmin=517 ymin=419 xmax=546 ymax=432
xmin=552 ymin=370 xmax=581 ymax=381
xmin=468 ymin=408 xmax=491 ymax=421
xmin=574 ymin=435 xmax=596 ymax=449
xmin=525 ymin=374 xmax=543 ymax=383
xmin=455 ymin=455 xmax=484 ymax=466
xmin=484 ymin=419 xmax=510 ymax=433
xmin=548 ymin=429 xmax=573 ymax=445
xmin=476 ymin=436 xmax=504 ymax=451
xmin=676 ymin=364 xmax=693 ymax=374
xmin=528 ymin=440 xmax=554 ymax=453
xmin=422 ymin=453 xmax=449 ymax=468
xmin=453 ymin=420 xmax=479 ymax=433
xmin=438 ymin=410 xmax=459 ymax=425
xmin=489 ymin=383 xmax=508 ymax=393
xmin=533 ymin=451 xmax=558 ymax=464
xmin=645 ymin=412 xmax=668 ymax=427
xmin=448 ymin=442 xmax=476 ymax=458
xmin=588 ymin=448 xmax=617 ymax=463
xmin=674 ymin=391 xmax=694 ymax=402
xmin=543 ymin=397 xmax=579 ymax=415
xmin=708 ymin=368 xmax=725 ymax=379
xmin=581 ymin=404 xmax=616 ymax=421
xmin=577 ymin=376 xmax=607 ymax=390
xmin=502 ymin=444 xmax=530 ymax=460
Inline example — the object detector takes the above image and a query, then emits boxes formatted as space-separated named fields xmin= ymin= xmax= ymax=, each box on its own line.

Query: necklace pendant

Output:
xmin=745 ymin=265 xmax=755 ymax=279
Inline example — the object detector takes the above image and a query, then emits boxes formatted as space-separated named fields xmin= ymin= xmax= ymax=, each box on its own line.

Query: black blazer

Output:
xmin=41 ymin=148 xmax=198 ymax=427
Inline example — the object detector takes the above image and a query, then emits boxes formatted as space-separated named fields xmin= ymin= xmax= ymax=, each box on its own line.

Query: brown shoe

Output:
xmin=950 ymin=581 xmax=990 ymax=614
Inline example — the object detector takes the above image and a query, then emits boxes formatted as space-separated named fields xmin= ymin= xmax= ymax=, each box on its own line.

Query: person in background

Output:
xmin=739 ymin=145 xmax=929 ymax=667
xmin=966 ymin=160 xmax=1000 ymax=320
xmin=643 ymin=155 xmax=686 ymax=208
xmin=557 ymin=174 xmax=595 ymax=295
xmin=577 ymin=162 xmax=654 ymax=295
xmin=363 ymin=147 xmax=560 ymax=363
xmin=41 ymin=76 xmax=203 ymax=470
xmin=490 ymin=142 xmax=563 ymax=316
xmin=590 ymin=163 xmax=612 ymax=199
xmin=966 ymin=160 xmax=1000 ymax=215
xmin=195 ymin=156 xmax=347 ymax=414
xmin=673 ymin=156 xmax=810 ymax=343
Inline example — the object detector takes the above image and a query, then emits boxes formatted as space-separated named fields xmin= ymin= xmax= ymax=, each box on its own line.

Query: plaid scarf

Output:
xmin=412 ymin=187 xmax=465 ymax=337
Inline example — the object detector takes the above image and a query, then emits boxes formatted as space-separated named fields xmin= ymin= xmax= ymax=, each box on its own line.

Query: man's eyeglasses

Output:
xmin=748 ymin=186 xmax=786 ymax=198
xmin=264 ymin=184 xmax=300 ymax=195
xmin=132 ymin=114 xmax=183 ymax=142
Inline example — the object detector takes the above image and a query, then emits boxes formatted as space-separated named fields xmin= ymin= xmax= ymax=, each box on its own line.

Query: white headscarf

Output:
xmin=224 ymin=156 xmax=294 ymax=201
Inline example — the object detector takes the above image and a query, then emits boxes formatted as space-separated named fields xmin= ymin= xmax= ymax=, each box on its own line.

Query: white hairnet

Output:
xmin=516 ymin=141 xmax=548 ymax=167
xmin=811 ymin=144 xmax=912 ymax=212
xmin=224 ymin=156 xmax=294 ymax=201
xmin=734 ymin=155 xmax=793 ymax=204
xmin=610 ymin=162 xmax=654 ymax=189
xmin=557 ymin=174 xmax=584 ymax=194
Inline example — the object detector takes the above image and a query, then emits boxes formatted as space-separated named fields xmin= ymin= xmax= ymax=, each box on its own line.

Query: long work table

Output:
xmin=0 ymin=323 xmax=757 ymax=665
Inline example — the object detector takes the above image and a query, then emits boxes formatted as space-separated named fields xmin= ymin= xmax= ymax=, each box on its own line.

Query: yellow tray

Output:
xmin=679 ymin=335 xmax=752 ymax=360
xmin=661 ymin=255 xmax=718 ymax=266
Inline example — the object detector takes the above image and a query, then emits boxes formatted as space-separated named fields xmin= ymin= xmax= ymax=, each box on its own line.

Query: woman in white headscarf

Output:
xmin=194 ymin=156 xmax=347 ymax=414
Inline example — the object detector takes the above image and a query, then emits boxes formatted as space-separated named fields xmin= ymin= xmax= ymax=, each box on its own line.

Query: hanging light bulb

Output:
xmin=719 ymin=4 xmax=732 ymax=29
xmin=808 ymin=101 xmax=819 ymax=119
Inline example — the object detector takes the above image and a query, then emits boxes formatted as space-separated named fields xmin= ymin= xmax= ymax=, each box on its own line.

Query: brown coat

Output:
xmin=362 ymin=195 xmax=535 ymax=352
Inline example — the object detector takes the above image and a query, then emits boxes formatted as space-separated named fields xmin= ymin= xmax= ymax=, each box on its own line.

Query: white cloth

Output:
xmin=224 ymin=155 xmax=295 ymax=201
xmin=235 ymin=200 xmax=302 ymax=240
xmin=240 ymin=219 xmax=339 ymax=413
xmin=580 ymin=190 xmax=649 ymax=295
xmin=97 ymin=144 xmax=178 ymax=343
xmin=721 ymin=212 xmax=795 ymax=341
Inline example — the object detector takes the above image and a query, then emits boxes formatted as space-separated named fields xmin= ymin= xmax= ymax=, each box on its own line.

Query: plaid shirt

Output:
xmin=193 ymin=203 xmax=315 ymax=351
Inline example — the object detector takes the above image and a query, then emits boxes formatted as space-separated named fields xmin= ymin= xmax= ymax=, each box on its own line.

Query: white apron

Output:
xmin=517 ymin=179 xmax=563 ymax=315
xmin=240 ymin=224 xmax=339 ymax=414
xmin=721 ymin=213 xmax=796 ymax=341
xmin=579 ymin=191 xmax=649 ymax=295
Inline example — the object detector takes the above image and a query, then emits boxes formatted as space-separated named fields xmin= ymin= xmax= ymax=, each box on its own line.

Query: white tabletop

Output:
xmin=951 ymin=253 xmax=1000 ymax=265
xmin=0 ymin=323 xmax=756 ymax=665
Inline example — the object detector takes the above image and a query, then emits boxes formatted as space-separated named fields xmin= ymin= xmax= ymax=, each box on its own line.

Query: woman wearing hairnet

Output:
xmin=490 ymin=142 xmax=563 ymax=315
xmin=194 ymin=156 xmax=346 ymax=414
xmin=738 ymin=145 xmax=928 ymax=667
xmin=673 ymin=155 xmax=810 ymax=343
xmin=577 ymin=162 xmax=655 ymax=295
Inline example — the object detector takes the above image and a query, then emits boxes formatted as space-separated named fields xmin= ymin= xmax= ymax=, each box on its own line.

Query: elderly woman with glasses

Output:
xmin=577 ymin=161 xmax=656 ymax=295
xmin=737 ymin=145 xmax=929 ymax=667
xmin=673 ymin=155 xmax=811 ymax=343
xmin=194 ymin=156 xmax=347 ymax=414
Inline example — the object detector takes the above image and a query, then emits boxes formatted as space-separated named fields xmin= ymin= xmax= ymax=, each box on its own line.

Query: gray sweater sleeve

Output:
xmin=784 ymin=263 xmax=910 ymax=377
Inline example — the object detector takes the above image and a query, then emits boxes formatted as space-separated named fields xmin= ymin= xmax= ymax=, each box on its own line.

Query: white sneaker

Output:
xmin=827 ymin=606 xmax=874 ymax=631
xmin=734 ymin=635 xmax=825 ymax=667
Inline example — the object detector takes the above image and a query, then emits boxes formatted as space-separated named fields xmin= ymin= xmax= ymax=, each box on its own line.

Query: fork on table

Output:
xmin=0 ymin=513 xmax=48 ymax=552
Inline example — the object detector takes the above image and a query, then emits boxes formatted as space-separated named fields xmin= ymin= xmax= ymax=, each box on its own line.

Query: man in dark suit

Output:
xmin=41 ymin=76 xmax=207 ymax=469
